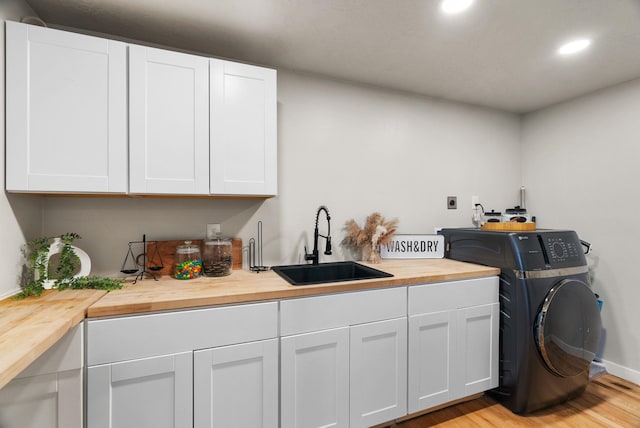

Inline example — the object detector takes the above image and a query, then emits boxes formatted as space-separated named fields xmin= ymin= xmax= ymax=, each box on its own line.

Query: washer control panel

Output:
xmin=513 ymin=230 xmax=586 ymax=270
xmin=545 ymin=236 xmax=582 ymax=263
xmin=538 ymin=231 xmax=586 ymax=268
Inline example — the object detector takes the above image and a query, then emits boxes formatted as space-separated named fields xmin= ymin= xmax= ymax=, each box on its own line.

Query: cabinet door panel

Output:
xmin=408 ymin=277 xmax=498 ymax=315
xmin=280 ymin=286 xmax=406 ymax=336
xmin=87 ymin=301 xmax=278 ymax=366
xmin=350 ymin=318 xmax=407 ymax=428
xmin=0 ymin=370 xmax=82 ymax=428
xmin=87 ymin=352 xmax=192 ymax=428
xmin=210 ymin=59 xmax=277 ymax=195
xmin=129 ymin=45 xmax=209 ymax=194
xmin=408 ymin=310 xmax=456 ymax=413
xmin=0 ymin=324 xmax=83 ymax=428
xmin=194 ymin=339 xmax=278 ymax=428
xmin=457 ymin=303 xmax=499 ymax=396
xmin=281 ymin=328 xmax=349 ymax=428
xmin=6 ymin=22 xmax=127 ymax=193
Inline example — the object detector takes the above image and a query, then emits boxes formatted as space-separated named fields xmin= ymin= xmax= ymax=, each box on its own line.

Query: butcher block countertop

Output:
xmin=87 ymin=259 xmax=499 ymax=318
xmin=0 ymin=259 xmax=498 ymax=391
xmin=0 ymin=289 xmax=106 ymax=390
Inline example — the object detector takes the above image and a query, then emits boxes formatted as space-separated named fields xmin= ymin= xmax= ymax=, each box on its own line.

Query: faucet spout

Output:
xmin=305 ymin=205 xmax=332 ymax=265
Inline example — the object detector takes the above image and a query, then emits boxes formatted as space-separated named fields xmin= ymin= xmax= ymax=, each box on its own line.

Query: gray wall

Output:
xmin=0 ymin=0 xmax=42 ymax=299
xmin=522 ymin=77 xmax=640 ymax=383
xmin=42 ymin=70 xmax=521 ymax=274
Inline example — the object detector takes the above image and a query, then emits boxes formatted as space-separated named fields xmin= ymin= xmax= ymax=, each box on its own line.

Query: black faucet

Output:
xmin=305 ymin=205 xmax=332 ymax=265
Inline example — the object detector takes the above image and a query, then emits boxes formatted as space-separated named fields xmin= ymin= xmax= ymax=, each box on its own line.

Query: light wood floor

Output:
xmin=397 ymin=374 xmax=640 ymax=427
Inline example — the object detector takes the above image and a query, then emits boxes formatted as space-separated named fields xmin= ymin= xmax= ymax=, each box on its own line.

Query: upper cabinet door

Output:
xmin=5 ymin=22 xmax=127 ymax=193
xmin=210 ymin=60 xmax=277 ymax=196
xmin=129 ymin=45 xmax=209 ymax=195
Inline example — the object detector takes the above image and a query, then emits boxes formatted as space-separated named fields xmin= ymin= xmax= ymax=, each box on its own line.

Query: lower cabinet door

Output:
xmin=193 ymin=339 xmax=278 ymax=428
xmin=407 ymin=310 xmax=457 ymax=413
xmin=281 ymin=327 xmax=349 ymax=428
xmin=87 ymin=352 xmax=193 ymax=428
xmin=457 ymin=303 xmax=499 ymax=397
xmin=350 ymin=317 xmax=407 ymax=428
xmin=0 ymin=370 xmax=82 ymax=428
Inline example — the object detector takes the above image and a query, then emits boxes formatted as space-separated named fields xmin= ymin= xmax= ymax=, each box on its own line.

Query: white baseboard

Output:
xmin=0 ymin=287 xmax=21 ymax=300
xmin=601 ymin=359 xmax=640 ymax=385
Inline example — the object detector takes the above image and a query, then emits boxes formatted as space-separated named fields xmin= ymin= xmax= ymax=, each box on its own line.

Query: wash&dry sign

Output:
xmin=380 ymin=234 xmax=444 ymax=259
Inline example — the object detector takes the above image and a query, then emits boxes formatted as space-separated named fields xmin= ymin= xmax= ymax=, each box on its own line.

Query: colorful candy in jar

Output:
xmin=174 ymin=258 xmax=203 ymax=279
xmin=174 ymin=241 xmax=202 ymax=280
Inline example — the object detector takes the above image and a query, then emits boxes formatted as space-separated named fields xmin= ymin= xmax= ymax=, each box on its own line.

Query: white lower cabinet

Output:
xmin=350 ymin=318 xmax=407 ymax=428
xmin=82 ymin=277 xmax=498 ymax=427
xmin=0 ymin=324 xmax=83 ymax=428
xmin=281 ymin=327 xmax=350 ymax=428
xmin=86 ymin=302 xmax=278 ymax=428
xmin=280 ymin=287 xmax=407 ymax=428
xmin=457 ymin=303 xmax=500 ymax=397
xmin=281 ymin=321 xmax=408 ymax=428
xmin=407 ymin=277 xmax=499 ymax=414
xmin=408 ymin=310 xmax=456 ymax=411
xmin=87 ymin=352 xmax=193 ymax=428
xmin=194 ymin=339 xmax=279 ymax=428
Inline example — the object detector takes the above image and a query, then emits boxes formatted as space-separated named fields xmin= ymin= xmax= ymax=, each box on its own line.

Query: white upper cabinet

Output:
xmin=5 ymin=22 xmax=127 ymax=193
xmin=129 ymin=45 xmax=210 ymax=195
xmin=210 ymin=60 xmax=277 ymax=196
xmin=5 ymin=23 xmax=277 ymax=197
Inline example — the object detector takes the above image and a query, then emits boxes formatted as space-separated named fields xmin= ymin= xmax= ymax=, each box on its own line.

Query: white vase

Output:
xmin=34 ymin=238 xmax=92 ymax=289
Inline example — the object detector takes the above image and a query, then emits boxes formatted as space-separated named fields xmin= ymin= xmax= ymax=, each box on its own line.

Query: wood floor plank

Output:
xmin=397 ymin=374 xmax=640 ymax=427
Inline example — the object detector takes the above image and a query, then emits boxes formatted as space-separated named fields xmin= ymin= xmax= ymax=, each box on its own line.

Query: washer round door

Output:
xmin=535 ymin=278 xmax=602 ymax=377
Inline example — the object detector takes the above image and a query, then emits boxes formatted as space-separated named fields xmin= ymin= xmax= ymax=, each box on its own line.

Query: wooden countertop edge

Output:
xmin=0 ymin=260 xmax=498 ymax=391
xmin=0 ymin=290 xmax=107 ymax=390
xmin=0 ymin=319 xmax=74 ymax=390
xmin=86 ymin=267 xmax=500 ymax=318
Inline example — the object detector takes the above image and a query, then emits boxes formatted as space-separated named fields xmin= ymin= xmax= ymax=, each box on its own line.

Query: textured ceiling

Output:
xmin=23 ymin=0 xmax=640 ymax=113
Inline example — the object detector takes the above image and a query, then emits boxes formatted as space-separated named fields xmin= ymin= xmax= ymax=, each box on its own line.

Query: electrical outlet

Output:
xmin=447 ymin=196 xmax=457 ymax=210
xmin=206 ymin=223 xmax=221 ymax=238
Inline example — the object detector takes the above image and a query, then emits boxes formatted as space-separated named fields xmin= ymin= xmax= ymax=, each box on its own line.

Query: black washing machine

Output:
xmin=440 ymin=228 xmax=601 ymax=414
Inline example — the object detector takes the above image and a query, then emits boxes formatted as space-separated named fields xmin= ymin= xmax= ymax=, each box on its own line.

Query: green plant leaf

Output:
xmin=14 ymin=233 xmax=123 ymax=299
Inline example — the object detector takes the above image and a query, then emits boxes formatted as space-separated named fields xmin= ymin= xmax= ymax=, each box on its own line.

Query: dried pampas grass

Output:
xmin=342 ymin=212 xmax=398 ymax=263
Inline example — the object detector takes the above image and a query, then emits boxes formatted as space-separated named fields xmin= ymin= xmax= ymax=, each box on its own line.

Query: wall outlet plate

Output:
xmin=206 ymin=223 xmax=221 ymax=237
xmin=447 ymin=196 xmax=457 ymax=209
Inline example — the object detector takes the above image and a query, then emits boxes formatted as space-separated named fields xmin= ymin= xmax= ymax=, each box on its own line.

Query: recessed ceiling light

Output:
xmin=557 ymin=39 xmax=592 ymax=55
xmin=441 ymin=0 xmax=474 ymax=15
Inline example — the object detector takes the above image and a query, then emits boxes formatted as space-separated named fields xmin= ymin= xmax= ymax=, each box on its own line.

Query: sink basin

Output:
xmin=272 ymin=261 xmax=393 ymax=286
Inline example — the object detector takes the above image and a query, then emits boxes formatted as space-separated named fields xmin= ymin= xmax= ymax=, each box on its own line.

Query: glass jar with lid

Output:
xmin=174 ymin=241 xmax=202 ymax=280
xmin=202 ymin=235 xmax=232 ymax=277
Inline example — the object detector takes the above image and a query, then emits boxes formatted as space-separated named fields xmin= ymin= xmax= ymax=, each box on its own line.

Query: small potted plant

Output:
xmin=16 ymin=233 xmax=123 ymax=299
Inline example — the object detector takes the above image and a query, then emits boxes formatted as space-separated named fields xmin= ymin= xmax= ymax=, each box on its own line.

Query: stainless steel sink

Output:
xmin=272 ymin=261 xmax=393 ymax=286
